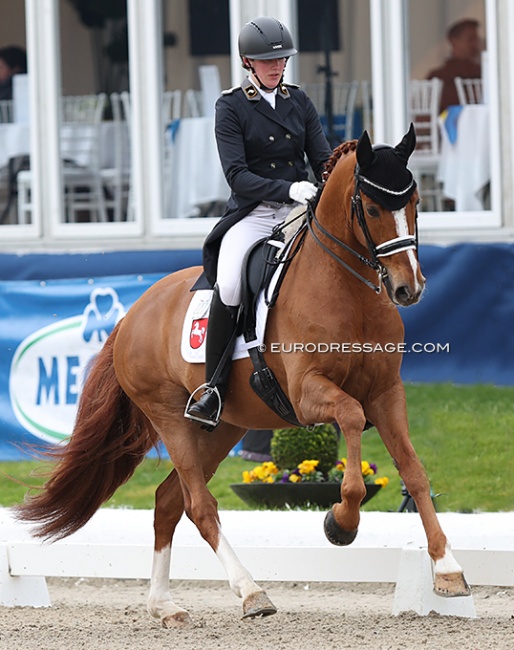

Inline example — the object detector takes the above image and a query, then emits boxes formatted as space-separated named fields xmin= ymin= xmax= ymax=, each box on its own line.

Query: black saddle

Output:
xmin=239 ymin=230 xmax=305 ymax=427
xmin=240 ymin=233 xmax=287 ymax=344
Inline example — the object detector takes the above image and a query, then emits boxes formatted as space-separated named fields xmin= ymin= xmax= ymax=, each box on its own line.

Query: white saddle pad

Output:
xmin=180 ymin=265 xmax=283 ymax=364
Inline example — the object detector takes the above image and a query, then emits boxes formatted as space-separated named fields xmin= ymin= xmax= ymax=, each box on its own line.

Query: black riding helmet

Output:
xmin=238 ymin=16 xmax=297 ymax=67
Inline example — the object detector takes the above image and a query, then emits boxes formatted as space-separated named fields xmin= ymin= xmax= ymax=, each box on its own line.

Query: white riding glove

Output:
xmin=289 ymin=181 xmax=318 ymax=205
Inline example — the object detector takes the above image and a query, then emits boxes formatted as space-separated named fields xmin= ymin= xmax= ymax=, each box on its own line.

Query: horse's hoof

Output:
xmin=242 ymin=591 xmax=277 ymax=619
xmin=434 ymin=572 xmax=472 ymax=598
xmin=161 ymin=610 xmax=194 ymax=628
xmin=323 ymin=509 xmax=358 ymax=546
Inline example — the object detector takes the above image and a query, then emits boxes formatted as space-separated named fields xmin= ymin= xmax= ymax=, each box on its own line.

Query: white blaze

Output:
xmin=393 ymin=207 xmax=421 ymax=291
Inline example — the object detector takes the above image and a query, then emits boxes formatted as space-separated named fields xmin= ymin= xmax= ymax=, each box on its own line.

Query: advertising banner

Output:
xmin=1 ymin=243 xmax=513 ymax=460
xmin=0 ymin=273 xmax=166 ymax=460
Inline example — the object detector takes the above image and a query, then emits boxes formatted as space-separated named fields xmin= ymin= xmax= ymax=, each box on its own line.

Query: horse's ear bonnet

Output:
xmin=355 ymin=123 xmax=417 ymax=211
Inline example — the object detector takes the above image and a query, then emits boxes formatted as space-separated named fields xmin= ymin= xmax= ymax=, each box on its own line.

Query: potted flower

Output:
xmin=230 ymin=425 xmax=389 ymax=509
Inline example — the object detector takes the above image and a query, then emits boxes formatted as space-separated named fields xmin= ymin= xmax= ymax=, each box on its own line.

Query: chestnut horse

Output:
xmin=15 ymin=126 xmax=470 ymax=627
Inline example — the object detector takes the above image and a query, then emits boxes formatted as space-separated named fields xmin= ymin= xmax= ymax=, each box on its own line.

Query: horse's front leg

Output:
xmin=367 ymin=382 xmax=471 ymax=597
xmin=296 ymin=375 xmax=368 ymax=545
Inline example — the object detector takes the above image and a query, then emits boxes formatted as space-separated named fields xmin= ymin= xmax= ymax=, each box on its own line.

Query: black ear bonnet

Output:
xmin=354 ymin=124 xmax=417 ymax=211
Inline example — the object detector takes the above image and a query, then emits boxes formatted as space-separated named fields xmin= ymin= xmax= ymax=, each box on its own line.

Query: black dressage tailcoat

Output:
xmin=193 ymin=77 xmax=332 ymax=289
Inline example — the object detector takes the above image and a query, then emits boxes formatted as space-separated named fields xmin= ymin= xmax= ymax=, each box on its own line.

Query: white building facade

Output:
xmin=0 ymin=0 xmax=512 ymax=250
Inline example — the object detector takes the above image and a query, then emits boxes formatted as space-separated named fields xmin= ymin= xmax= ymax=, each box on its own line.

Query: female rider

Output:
xmin=185 ymin=16 xmax=332 ymax=428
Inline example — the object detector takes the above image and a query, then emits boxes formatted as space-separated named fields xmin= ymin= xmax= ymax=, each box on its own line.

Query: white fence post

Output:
xmin=0 ymin=544 xmax=50 ymax=608
xmin=392 ymin=547 xmax=476 ymax=617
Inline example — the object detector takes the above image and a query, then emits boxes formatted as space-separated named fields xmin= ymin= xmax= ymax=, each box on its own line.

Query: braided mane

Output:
xmin=323 ymin=140 xmax=358 ymax=180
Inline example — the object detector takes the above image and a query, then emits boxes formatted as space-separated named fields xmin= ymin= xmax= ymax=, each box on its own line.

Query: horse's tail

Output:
xmin=13 ymin=321 xmax=158 ymax=541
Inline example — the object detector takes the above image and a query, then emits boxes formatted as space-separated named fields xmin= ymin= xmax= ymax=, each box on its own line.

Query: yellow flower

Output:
xmin=336 ymin=458 xmax=347 ymax=471
xmin=289 ymin=473 xmax=302 ymax=483
xmin=243 ymin=461 xmax=279 ymax=483
xmin=297 ymin=459 xmax=320 ymax=475
xmin=361 ymin=460 xmax=374 ymax=477
xmin=253 ymin=461 xmax=277 ymax=481
xmin=374 ymin=476 xmax=389 ymax=487
xmin=262 ymin=461 xmax=279 ymax=475
xmin=252 ymin=467 xmax=264 ymax=480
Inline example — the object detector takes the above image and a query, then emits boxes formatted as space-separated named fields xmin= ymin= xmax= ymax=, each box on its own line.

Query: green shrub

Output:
xmin=270 ymin=424 xmax=339 ymax=476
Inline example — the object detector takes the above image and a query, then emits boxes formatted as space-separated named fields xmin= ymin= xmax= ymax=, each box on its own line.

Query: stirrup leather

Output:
xmin=184 ymin=383 xmax=223 ymax=427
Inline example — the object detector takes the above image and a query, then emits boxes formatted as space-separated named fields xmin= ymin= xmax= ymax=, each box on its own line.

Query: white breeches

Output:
xmin=216 ymin=202 xmax=295 ymax=306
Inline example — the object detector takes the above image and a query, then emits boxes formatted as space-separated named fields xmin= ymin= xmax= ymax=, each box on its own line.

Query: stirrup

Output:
xmin=184 ymin=383 xmax=223 ymax=428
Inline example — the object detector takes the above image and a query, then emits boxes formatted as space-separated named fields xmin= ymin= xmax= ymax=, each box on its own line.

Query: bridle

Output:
xmin=305 ymin=173 xmax=419 ymax=295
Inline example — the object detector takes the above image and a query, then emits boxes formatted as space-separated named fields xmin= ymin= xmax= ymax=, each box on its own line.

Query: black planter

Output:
xmin=230 ymin=481 xmax=381 ymax=509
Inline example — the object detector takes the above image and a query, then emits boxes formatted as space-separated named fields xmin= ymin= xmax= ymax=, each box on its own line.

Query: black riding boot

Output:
xmin=185 ymin=287 xmax=239 ymax=429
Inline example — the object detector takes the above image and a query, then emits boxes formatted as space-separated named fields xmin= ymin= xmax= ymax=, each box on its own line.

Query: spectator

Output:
xmin=0 ymin=45 xmax=27 ymax=101
xmin=426 ymin=19 xmax=483 ymax=112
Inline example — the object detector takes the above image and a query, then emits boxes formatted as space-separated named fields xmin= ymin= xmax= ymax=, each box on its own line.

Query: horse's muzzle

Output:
xmin=393 ymin=282 xmax=424 ymax=306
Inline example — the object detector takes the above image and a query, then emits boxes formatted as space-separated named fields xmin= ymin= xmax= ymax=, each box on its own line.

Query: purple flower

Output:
xmin=370 ymin=463 xmax=377 ymax=474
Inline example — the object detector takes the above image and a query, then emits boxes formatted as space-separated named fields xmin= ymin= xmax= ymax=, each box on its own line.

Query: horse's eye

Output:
xmin=366 ymin=205 xmax=380 ymax=218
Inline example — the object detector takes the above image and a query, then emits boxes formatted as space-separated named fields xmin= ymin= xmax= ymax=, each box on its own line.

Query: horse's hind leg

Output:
xmin=367 ymin=382 xmax=470 ymax=597
xmin=182 ymin=422 xmax=277 ymax=619
xmin=147 ymin=469 xmax=191 ymax=627
xmin=153 ymin=414 xmax=276 ymax=623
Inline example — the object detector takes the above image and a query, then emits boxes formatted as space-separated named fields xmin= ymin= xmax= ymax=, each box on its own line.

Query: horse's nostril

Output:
xmin=395 ymin=285 xmax=413 ymax=304
xmin=394 ymin=284 xmax=423 ymax=305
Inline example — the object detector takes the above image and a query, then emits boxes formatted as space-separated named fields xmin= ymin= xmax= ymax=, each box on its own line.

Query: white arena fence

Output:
xmin=1 ymin=509 xmax=513 ymax=617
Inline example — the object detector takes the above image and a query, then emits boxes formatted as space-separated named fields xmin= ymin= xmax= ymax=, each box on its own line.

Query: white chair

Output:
xmin=100 ymin=92 xmax=131 ymax=222
xmin=162 ymin=90 xmax=182 ymax=208
xmin=0 ymin=100 xmax=16 ymax=221
xmin=61 ymin=94 xmax=106 ymax=123
xmin=454 ymin=77 xmax=483 ymax=104
xmin=408 ymin=78 xmax=444 ymax=212
xmin=180 ymin=66 xmax=222 ymax=119
xmin=0 ymin=100 xmax=13 ymax=123
xmin=182 ymin=89 xmax=203 ymax=118
xmin=118 ymin=90 xmax=180 ymax=220
xmin=198 ymin=64 xmax=221 ymax=118
xmin=302 ymin=80 xmax=360 ymax=142
xmin=120 ymin=90 xmax=131 ymax=125
xmin=60 ymin=94 xmax=108 ymax=223
xmin=163 ymin=89 xmax=182 ymax=122
xmin=360 ymin=80 xmax=373 ymax=136
xmin=120 ymin=90 xmax=182 ymax=131
xmin=17 ymin=93 xmax=108 ymax=223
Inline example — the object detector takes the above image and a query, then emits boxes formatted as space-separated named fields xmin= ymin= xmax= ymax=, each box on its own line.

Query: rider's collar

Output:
xmin=249 ymin=75 xmax=278 ymax=107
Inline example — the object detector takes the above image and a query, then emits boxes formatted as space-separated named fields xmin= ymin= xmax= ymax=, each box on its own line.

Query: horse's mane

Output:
xmin=324 ymin=140 xmax=358 ymax=180
xmin=282 ymin=140 xmax=358 ymax=242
